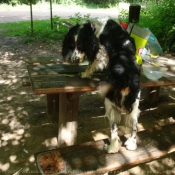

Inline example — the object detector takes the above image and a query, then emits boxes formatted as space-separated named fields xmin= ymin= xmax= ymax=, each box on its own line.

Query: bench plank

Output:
xmin=27 ymin=64 xmax=87 ymax=76
xmin=35 ymin=123 xmax=175 ymax=174
xmin=47 ymin=94 xmax=59 ymax=119
xmin=27 ymin=64 xmax=175 ymax=95
xmin=24 ymin=57 xmax=60 ymax=64
xmin=58 ymin=93 xmax=81 ymax=147
xmin=21 ymin=76 xmax=31 ymax=86
xmin=31 ymin=75 xmax=102 ymax=94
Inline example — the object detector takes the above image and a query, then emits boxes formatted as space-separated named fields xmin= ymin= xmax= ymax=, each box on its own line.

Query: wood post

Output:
xmin=47 ymin=94 xmax=59 ymax=119
xmin=58 ymin=93 xmax=82 ymax=147
xmin=145 ymin=87 xmax=160 ymax=106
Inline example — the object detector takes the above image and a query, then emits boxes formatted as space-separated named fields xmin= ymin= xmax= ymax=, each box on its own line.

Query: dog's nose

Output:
xmin=71 ymin=55 xmax=80 ymax=63
xmin=73 ymin=58 xmax=80 ymax=63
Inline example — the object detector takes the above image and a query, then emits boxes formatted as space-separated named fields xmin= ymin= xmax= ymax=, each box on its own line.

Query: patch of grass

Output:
xmin=0 ymin=19 xmax=69 ymax=43
xmin=0 ymin=10 xmax=92 ymax=44
xmin=0 ymin=2 xmax=119 ymax=44
xmin=0 ymin=21 xmax=31 ymax=36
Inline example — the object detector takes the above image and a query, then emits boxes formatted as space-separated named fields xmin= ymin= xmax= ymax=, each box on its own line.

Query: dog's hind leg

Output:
xmin=104 ymin=98 xmax=122 ymax=153
xmin=124 ymin=98 xmax=140 ymax=151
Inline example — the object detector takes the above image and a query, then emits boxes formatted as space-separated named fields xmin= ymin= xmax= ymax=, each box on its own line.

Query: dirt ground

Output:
xmin=0 ymin=32 xmax=175 ymax=175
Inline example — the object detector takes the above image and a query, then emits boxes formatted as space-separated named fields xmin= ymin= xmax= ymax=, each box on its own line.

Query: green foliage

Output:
xmin=138 ymin=0 xmax=175 ymax=51
xmin=1 ymin=0 xmax=175 ymax=52
xmin=0 ymin=0 xmax=118 ymax=6
xmin=118 ymin=9 xmax=129 ymax=22
xmin=118 ymin=0 xmax=175 ymax=51
xmin=0 ymin=19 xmax=65 ymax=43
xmin=0 ymin=13 xmax=91 ymax=44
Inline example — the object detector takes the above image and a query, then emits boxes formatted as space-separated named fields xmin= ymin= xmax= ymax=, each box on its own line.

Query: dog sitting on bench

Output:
xmin=62 ymin=18 xmax=141 ymax=153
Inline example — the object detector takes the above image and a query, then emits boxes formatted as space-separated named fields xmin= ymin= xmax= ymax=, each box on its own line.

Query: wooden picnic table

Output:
xmin=27 ymin=61 xmax=175 ymax=147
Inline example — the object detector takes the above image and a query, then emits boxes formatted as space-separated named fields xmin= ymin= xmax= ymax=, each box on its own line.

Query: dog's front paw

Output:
xmin=124 ymin=137 xmax=137 ymax=151
xmin=81 ymin=72 xmax=91 ymax=79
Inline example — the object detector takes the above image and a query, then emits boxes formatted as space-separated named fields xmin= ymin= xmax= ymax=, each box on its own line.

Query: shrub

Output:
xmin=139 ymin=0 xmax=175 ymax=51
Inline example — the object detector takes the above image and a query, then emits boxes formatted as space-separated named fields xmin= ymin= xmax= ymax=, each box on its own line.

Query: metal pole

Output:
xmin=50 ymin=0 xmax=53 ymax=30
xmin=30 ymin=0 xmax=34 ymax=33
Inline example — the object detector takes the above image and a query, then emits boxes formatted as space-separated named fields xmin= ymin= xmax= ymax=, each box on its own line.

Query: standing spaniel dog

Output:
xmin=62 ymin=18 xmax=141 ymax=153
xmin=62 ymin=19 xmax=109 ymax=77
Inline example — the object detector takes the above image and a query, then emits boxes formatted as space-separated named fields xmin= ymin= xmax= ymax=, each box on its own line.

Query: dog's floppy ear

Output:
xmin=84 ymin=33 xmax=99 ymax=62
xmin=78 ymin=22 xmax=99 ymax=62
xmin=90 ymin=22 xmax=96 ymax=33
xmin=62 ymin=25 xmax=79 ymax=60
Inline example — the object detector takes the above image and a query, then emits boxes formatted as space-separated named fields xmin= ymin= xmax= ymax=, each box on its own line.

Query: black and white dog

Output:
xmin=62 ymin=18 xmax=141 ymax=153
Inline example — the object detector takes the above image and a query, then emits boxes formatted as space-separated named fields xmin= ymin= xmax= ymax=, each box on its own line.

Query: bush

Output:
xmin=138 ymin=0 xmax=175 ymax=51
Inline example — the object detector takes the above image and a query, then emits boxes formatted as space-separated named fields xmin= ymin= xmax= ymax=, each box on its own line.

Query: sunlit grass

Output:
xmin=0 ymin=19 xmax=69 ymax=43
xmin=0 ymin=2 xmax=124 ymax=44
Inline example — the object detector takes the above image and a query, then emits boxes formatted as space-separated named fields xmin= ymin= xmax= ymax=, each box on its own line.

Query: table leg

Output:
xmin=47 ymin=94 xmax=59 ymax=119
xmin=145 ymin=87 xmax=160 ymax=106
xmin=58 ymin=92 xmax=82 ymax=147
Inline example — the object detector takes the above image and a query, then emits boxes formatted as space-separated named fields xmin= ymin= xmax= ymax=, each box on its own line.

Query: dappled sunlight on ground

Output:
xmin=0 ymin=36 xmax=60 ymax=174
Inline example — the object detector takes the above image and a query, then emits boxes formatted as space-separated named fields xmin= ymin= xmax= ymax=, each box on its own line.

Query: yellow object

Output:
xmin=147 ymin=54 xmax=159 ymax=59
xmin=135 ymin=54 xmax=142 ymax=65
xmin=131 ymin=33 xmax=148 ymax=65
xmin=127 ymin=24 xmax=151 ymax=65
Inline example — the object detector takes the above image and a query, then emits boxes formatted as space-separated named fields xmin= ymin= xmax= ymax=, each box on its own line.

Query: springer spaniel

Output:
xmin=62 ymin=18 xmax=141 ymax=153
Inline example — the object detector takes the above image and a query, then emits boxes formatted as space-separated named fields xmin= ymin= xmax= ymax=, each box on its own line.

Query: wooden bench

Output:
xmin=26 ymin=62 xmax=175 ymax=148
xmin=35 ymin=123 xmax=175 ymax=174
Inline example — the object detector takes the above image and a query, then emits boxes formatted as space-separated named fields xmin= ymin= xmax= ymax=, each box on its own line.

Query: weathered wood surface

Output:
xmin=27 ymin=64 xmax=88 ymax=75
xmin=35 ymin=123 xmax=175 ymax=175
xmin=27 ymin=64 xmax=175 ymax=95
xmin=58 ymin=93 xmax=81 ymax=147
xmin=145 ymin=86 xmax=160 ymax=105
xmin=24 ymin=57 xmax=60 ymax=64
xmin=47 ymin=94 xmax=59 ymax=119
xmin=21 ymin=76 xmax=31 ymax=86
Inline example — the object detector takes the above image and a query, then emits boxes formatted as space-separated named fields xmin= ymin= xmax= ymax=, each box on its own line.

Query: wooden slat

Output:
xmin=24 ymin=57 xmax=60 ymax=64
xmin=21 ymin=76 xmax=31 ymax=86
xmin=27 ymin=64 xmax=87 ymax=75
xmin=25 ymin=72 xmax=175 ymax=93
xmin=35 ymin=123 xmax=175 ymax=174
xmin=47 ymin=94 xmax=59 ymax=119
xmin=31 ymin=75 xmax=103 ymax=94
xmin=27 ymin=64 xmax=175 ymax=95
xmin=141 ymin=72 xmax=175 ymax=87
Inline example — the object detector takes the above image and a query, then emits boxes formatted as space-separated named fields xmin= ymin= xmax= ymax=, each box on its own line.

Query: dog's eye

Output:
xmin=77 ymin=45 xmax=81 ymax=49
xmin=70 ymin=44 xmax=75 ymax=48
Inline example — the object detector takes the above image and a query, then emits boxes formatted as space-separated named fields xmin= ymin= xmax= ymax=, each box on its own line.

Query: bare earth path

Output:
xmin=0 ymin=6 xmax=175 ymax=175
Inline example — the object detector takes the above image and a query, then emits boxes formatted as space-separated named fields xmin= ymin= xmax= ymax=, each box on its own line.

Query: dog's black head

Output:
xmin=62 ymin=21 xmax=99 ymax=63
xmin=99 ymin=19 xmax=136 ymax=58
